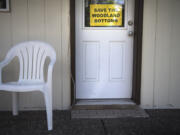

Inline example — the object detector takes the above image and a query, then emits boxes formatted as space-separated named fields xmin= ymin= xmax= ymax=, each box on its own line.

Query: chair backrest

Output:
xmin=6 ymin=41 xmax=56 ymax=83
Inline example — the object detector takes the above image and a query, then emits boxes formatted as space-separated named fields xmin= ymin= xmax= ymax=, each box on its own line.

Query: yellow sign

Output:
xmin=90 ymin=4 xmax=123 ymax=27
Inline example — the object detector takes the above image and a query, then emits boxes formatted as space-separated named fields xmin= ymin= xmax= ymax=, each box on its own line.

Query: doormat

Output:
xmin=71 ymin=106 xmax=149 ymax=119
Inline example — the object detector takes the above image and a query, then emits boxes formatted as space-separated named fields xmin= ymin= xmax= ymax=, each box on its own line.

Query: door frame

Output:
xmin=70 ymin=0 xmax=144 ymax=105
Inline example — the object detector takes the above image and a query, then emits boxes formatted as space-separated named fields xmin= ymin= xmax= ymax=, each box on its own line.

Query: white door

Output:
xmin=76 ymin=0 xmax=135 ymax=99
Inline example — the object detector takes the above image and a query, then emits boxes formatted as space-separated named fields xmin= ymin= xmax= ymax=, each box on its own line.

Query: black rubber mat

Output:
xmin=71 ymin=106 xmax=149 ymax=118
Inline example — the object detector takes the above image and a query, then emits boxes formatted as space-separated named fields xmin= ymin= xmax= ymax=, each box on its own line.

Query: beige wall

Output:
xmin=0 ymin=0 xmax=71 ymax=110
xmin=0 ymin=0 xmax=180 ymax=110
xmin=141 ymin=0 xmax=180 ymax=108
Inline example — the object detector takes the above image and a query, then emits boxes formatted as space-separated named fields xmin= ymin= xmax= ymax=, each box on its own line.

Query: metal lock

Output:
xmin=128 ymin=20 xmax=134 ymax=26
xmin=128 ymin=31 xmax=134 ymax=37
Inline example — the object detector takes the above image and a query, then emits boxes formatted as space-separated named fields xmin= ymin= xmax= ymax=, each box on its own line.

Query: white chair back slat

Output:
xmin=5 ymin=41 xmax=56 ymax=83
xmin=27 ymin=45 xmax=33 ymax=80
xmin=32 ymin=46 xmax=40 ymax=80
xmin=40 ymin=51 xmax=46 ymax=81
xmin=20 ymin=47 xmax=28 ymax=80
xmin=36 ymin=48 xmax=44 ymax=80
xmin=18 ymin=51 xmax=24 ymax=80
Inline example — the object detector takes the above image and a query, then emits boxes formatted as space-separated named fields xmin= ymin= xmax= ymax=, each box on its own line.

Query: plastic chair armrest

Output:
xmin=0 ymin=58 xmax=14 ymax=84
xmin=47 ymin=61 xmax=56 ymax=87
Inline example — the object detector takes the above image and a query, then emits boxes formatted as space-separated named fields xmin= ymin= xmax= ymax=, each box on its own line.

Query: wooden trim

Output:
xmin=70 ymin=0 xmax=144 ymax=105
xmin=70 ymin=0 xmax=76 ymax=105
xmin=132 ymin=0 xmax=144 ymax=105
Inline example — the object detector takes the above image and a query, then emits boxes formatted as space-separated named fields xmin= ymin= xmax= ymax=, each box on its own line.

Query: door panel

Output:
xmin=76 ymin=0 xmax=135 ymax=99
xmin=82 ymin=41 xmax=100 ymax=81
xmin=109 ymin=41 xmax=125 ymax=81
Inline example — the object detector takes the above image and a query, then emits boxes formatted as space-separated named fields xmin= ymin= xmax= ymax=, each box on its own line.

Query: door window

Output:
xmin=85 ymin=0 xmax=125 ymax=27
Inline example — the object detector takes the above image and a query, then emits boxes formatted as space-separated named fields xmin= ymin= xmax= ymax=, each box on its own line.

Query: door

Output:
xmin=76 ymin=0 xmax=135 ymax=99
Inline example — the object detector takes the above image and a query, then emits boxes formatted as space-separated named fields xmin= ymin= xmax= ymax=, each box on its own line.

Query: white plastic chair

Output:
xmin=0 ymin=41 xmax=56 ymax=130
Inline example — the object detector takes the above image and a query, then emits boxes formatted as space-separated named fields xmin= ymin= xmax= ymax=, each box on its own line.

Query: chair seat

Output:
xmin=0 ymin=82 xmax=45 ymax=92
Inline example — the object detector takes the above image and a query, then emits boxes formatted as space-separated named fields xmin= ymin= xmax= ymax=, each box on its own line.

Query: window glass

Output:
xmin=85 ymin=0 xmax=125 ymax=27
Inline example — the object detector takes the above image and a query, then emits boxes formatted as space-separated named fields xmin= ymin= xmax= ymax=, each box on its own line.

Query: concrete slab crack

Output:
xmin=101 ymin=120 xmax=109 ymax=135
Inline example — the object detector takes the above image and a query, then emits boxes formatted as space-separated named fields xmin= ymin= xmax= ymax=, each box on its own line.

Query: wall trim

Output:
xmin=132 ymin=0 xmax=144 ymax=104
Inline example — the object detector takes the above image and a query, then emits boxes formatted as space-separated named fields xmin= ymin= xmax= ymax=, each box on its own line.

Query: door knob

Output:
xmin=128 ymin=31 xmax=134 ymax=36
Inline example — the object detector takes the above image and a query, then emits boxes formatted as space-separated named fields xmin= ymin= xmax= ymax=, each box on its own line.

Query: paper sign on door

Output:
xmin=90 ymin=4 xmax=123 ymax=27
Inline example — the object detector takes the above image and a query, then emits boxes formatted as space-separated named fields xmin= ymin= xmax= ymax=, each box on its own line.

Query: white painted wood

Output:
xmin=76 ymin=0 xmax=135 ymax=99
xmin=0 ymin=0 xmax=70 ymax=110
xmin=45 ymin=0 xmax=63 ymax=109
xmin=28 ymin=0 xmax=45 ymax=41
xmin=109 ymin=42 xmax=125 ymax=81
xmin=82 ymin=41 xmax=99 ymax=81
xmin=0 ymin=8 xmax=13 ymax=111
xmin=0 ymin=41 xmax=56 ymax=130
xmin=141 ymin=0 xmax=180 ymax=108
xmin=141 ymin=0 xmax=157 ymax=108
xmin=11 ymin=0 xmax=28 ymax=44
xmin=169 ymin=0 xmax=180 ymax=108
xmin=61 ymin=0 xmax=71 ymax=109
xmin=154 ymin=0 xmax=172 ymax=107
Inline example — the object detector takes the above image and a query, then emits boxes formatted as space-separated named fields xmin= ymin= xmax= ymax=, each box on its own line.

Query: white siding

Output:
xmin=0 ymin=0 xmax=70 ymax=110
xmin=141 ymin=0 xmax=180 ymax=108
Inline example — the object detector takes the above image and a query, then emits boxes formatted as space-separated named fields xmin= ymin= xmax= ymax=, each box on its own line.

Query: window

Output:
xmin=85 ymin=0 xmax=125 ymax=27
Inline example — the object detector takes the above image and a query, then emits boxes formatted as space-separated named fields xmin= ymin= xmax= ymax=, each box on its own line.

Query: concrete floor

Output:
xmin=0 ymin=110 xmax=180 ymax=135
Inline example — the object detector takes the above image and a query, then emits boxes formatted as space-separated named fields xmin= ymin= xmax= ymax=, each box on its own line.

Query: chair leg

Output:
xmin=44 ymin=89 xmax=53 ymax=130
xmin=12 ymin=92 xmax=18 ymax=116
